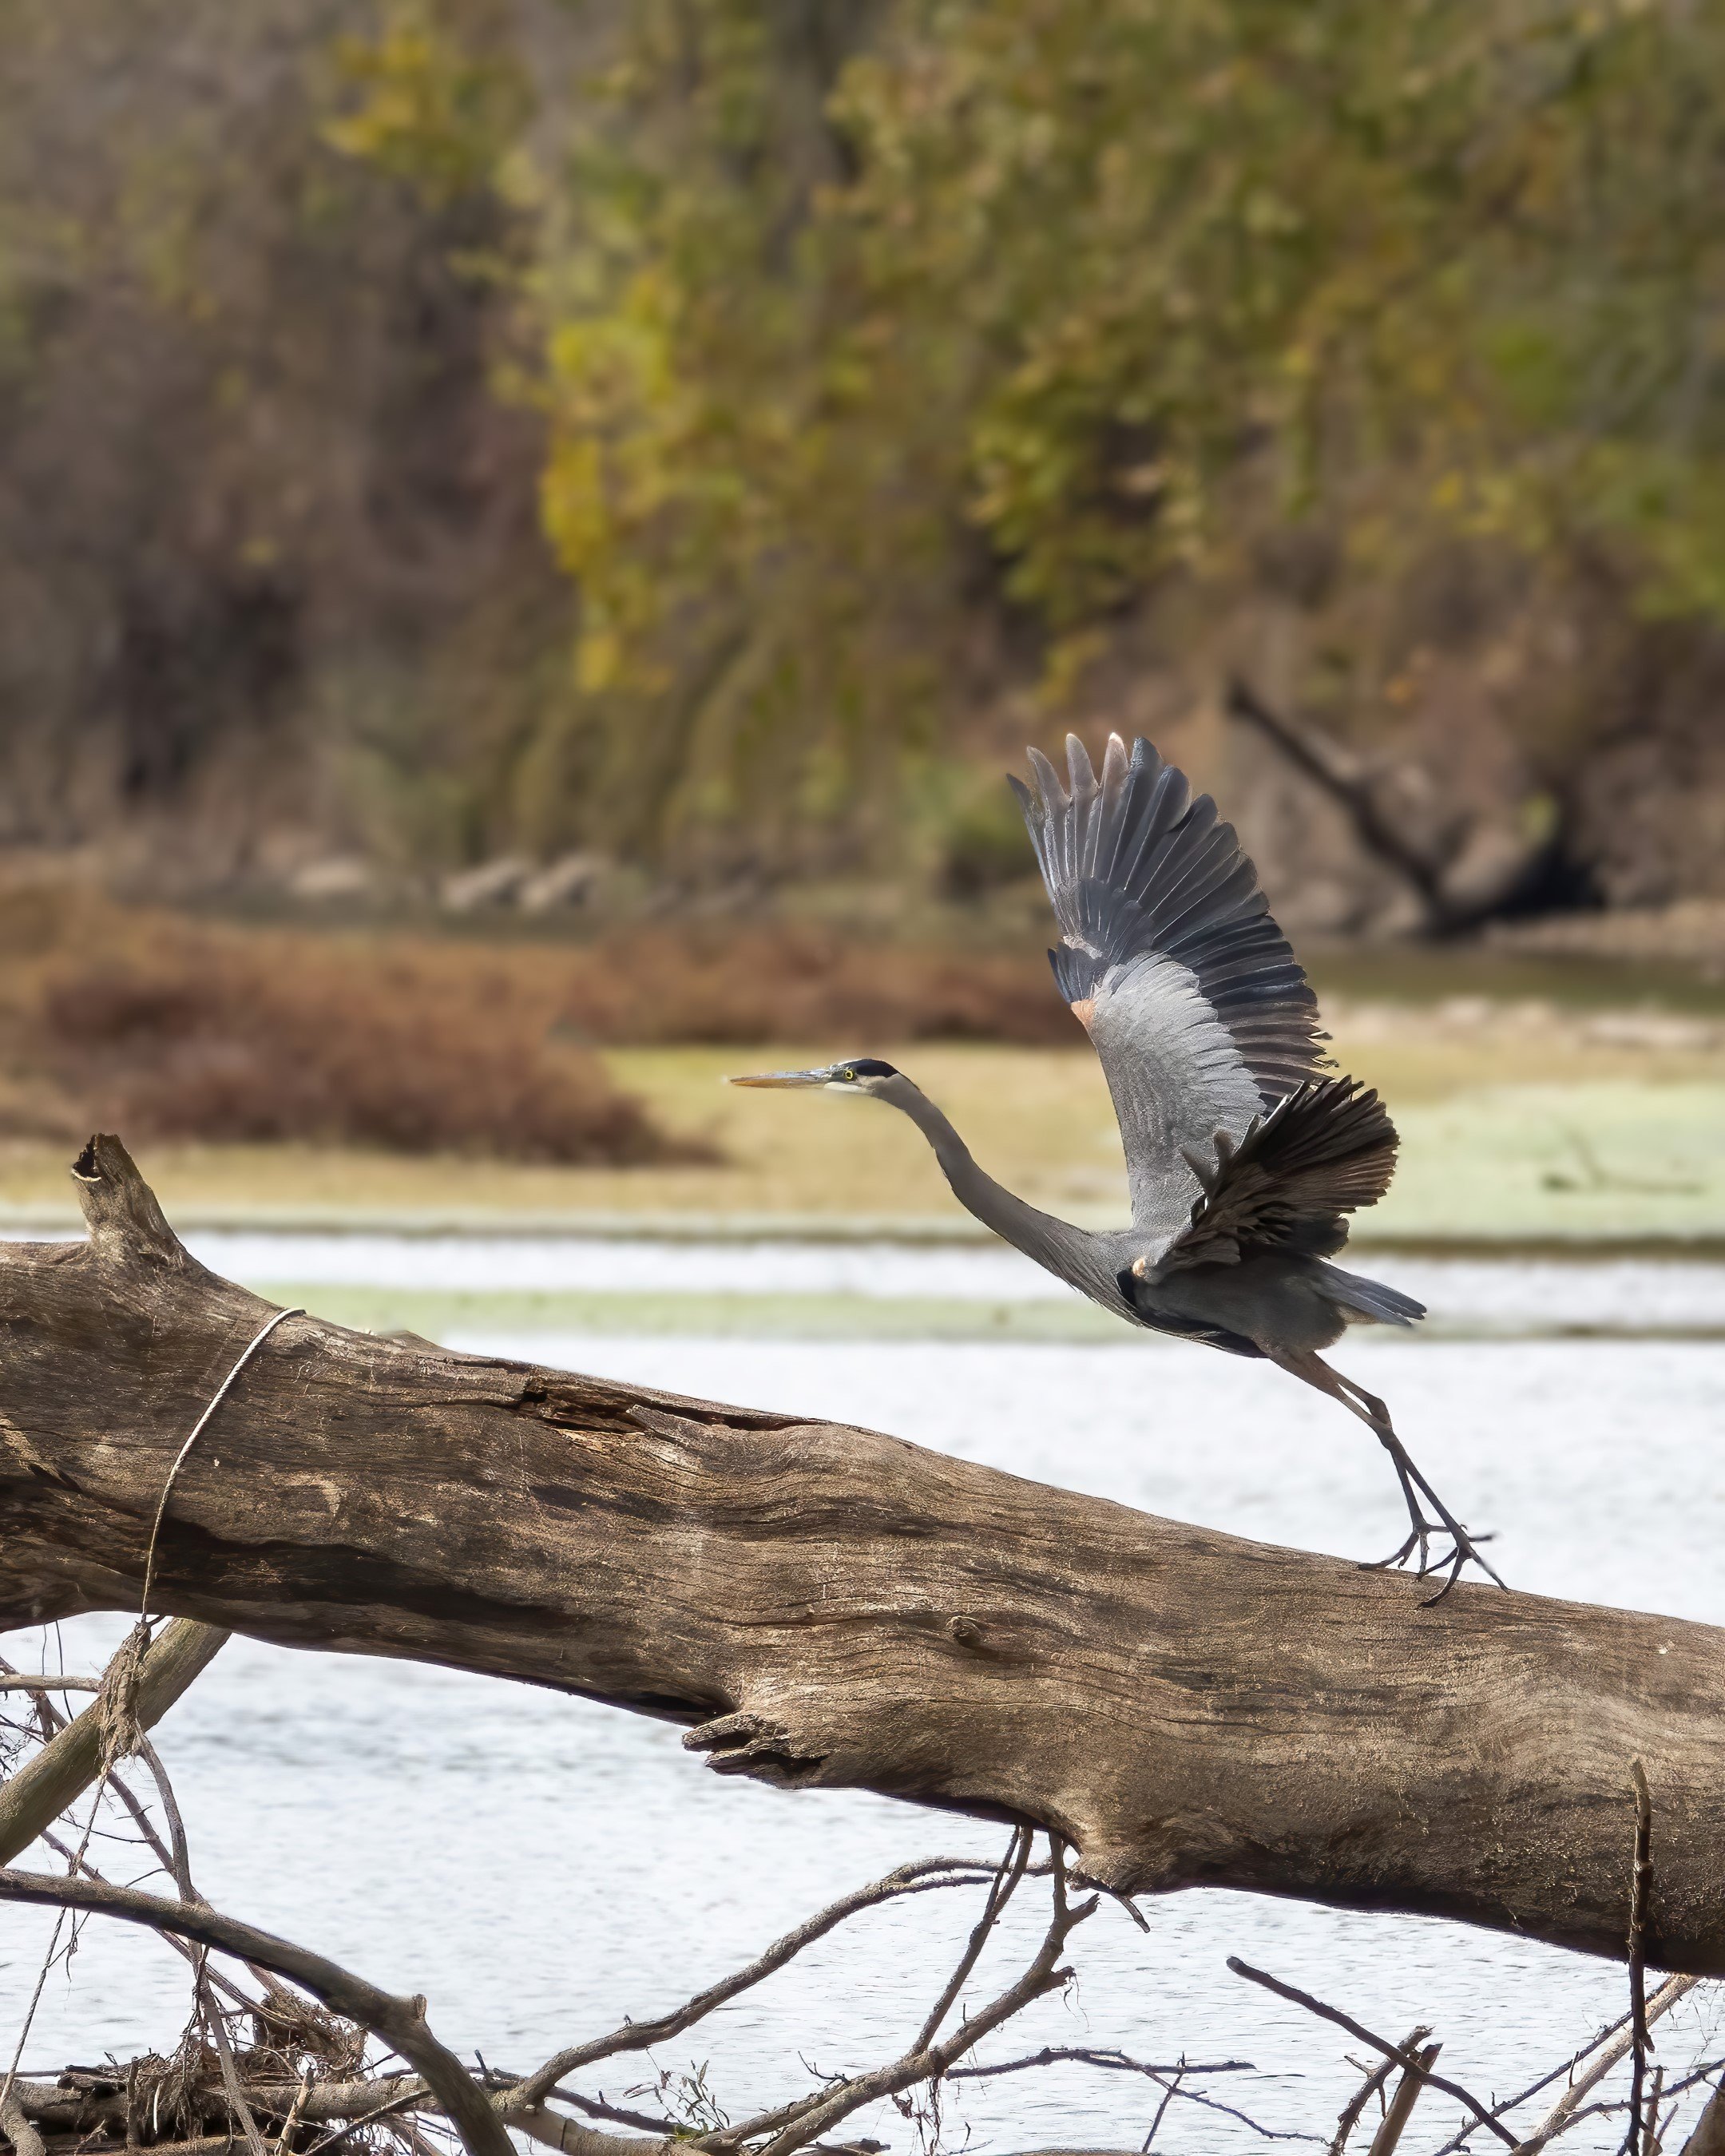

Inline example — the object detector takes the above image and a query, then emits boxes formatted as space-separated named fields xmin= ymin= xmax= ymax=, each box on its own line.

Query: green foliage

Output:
xmin=325 ymin=2 xmax=529 ymax=207
xmin=526 ymin=0 xmax=1725 ymax=850
xmin=8 ymin=0 xmax=1725 ymax=873
xmin=837 ymin=0 xmax=1725 ymax=625
xmin=536 ymin=0 xmax=955 ymax=862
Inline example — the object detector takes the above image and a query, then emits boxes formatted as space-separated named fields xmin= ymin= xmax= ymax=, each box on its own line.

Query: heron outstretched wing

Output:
xmin=1156 ymin=1075 xmax=1399 ymax=1270
xmin=1011 ymin=732 xmax=1333 ymax=1249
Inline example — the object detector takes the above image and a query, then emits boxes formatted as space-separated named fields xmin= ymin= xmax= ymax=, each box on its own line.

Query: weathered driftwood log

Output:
xmin=3 ymin=1135 xmax=1723 ymax=1968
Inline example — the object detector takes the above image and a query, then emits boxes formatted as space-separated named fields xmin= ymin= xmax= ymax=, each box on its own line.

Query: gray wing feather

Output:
xmin=1012 ymin=732 xmax=1330 ymax=1242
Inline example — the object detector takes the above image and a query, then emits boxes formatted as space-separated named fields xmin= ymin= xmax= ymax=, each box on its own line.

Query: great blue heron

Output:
xmin=733 ymin=733 xmax=1501 ymax=1600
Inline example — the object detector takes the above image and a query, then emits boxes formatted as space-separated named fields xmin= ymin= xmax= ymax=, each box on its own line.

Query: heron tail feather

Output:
xmin=1315 ymin=1260 xmax=1426 ymax=1328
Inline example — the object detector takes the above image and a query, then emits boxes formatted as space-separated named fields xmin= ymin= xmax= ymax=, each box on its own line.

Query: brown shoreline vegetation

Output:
xmin=0 ymin=890 xmax=716 ymax=1165
xmin=0 ymin=888 xmax=1073 ymax=1163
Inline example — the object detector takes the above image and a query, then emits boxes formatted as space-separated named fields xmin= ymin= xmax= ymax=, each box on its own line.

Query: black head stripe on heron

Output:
xmin=730 ymin=734 xmax=1501 ymax=1603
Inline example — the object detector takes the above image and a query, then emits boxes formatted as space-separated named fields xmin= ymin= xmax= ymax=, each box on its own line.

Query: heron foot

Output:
xmin=1364 ymin=1413 xmax=1507 ymax=1602
xmin=1411 ymin=1522 xmax=1501 ymax=1606
xmin=1360 ymin=1520 xmax=1501 ymax=1603
xmin=1358 ymin=1445 xmax=1448 ymax=1581
xmin=1359 ymin=1517 xmax=1442 ymax=1576
xmin=1263 ymin=1346 xmax=1510 ymax=1602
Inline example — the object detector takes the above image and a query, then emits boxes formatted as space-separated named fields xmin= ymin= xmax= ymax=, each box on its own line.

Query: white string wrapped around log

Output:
xmin=94 ymin=1303 xmax=303 ymax=1769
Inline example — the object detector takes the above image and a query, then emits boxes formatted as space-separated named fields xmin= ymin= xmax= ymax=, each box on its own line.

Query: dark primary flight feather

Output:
xmin=1163 ymin=1074 xmax=1399 ymax=1271
xmin=1011 ymin=733 xmax=1399 ymax=1266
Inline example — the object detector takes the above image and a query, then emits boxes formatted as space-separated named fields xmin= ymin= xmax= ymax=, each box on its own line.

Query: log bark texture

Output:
xmin=3 ymin=1136 xmax=1723 ymax=1968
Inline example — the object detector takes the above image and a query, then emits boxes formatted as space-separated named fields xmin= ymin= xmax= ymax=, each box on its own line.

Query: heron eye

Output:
xmin=840 ymin=1068 xmax=857 ymax=1082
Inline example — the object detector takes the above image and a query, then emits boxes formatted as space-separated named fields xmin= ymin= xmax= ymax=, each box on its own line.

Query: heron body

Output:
xmin=856 ymin=1063 xmax=1409 ymax=1359
xmin=734 ymin=734 xmax=1499 ymax=1595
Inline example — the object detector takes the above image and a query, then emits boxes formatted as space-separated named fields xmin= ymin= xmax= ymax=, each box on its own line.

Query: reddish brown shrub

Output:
xmin=23 ymin=934 xmax=706 ymax=1164
xmin=556 ymin=927 xmax=1072 ymax=1047
xmin=0 ymin=886 xmax=1075 ymax=1162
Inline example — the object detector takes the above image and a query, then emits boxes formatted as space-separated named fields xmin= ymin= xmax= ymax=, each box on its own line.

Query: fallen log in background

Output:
xmin=2 ymin=1135 xmax=1723 ymax=1969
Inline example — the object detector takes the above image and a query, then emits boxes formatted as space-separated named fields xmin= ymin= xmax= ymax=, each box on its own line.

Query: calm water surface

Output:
xmin=6 ymin=1239 xmax=1725 ymax=2151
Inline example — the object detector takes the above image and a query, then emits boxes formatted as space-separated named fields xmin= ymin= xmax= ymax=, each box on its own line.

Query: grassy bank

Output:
xmin=2 ymin=1000 xmax=1721 ymax=1244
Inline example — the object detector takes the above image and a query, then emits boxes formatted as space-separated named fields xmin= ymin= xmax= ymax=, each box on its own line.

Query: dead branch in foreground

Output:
xmin=5 ymin=1713 xmax=1721 ymax=2156
xmin=4 ymin=1137 xmax=1725 ymax=1967
xmin=1 ymin=1797 xmax=1259 ymax=2156
xmin=8 ymin=1615 xmax=1267 ymax=2156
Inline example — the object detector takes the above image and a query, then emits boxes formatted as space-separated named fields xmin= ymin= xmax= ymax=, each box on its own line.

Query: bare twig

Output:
xmin=137 ymin=1734 xmax=199 ymax=1900
xmin=268 ymin=2069 xmax=312 ymax=2156
xmin=510 ymin=2085 xmax=676 ymax=2138
xmin=949 ymin=2047 xmax=1253 ymax=2080
xmin=297 ymin=2081 xmax=429 ymax=2156
xmin=200 ymin=1995 xmax=271 ymax=2156
xmin=93 ymin=1758 xmax=190 ymax=1892
xmin=2 ymin=1751 xmax=132 ymax=2132
xmin=700 ymin=1841 xmax=1096 ymax=2156
xmin=1656 ymin=2055 xmax=1725 ymax=2104
xmin=947 ymin=2047 xmax=1303 ymax=2142
xmin=1367 ymin=2040 xmax=1441 ymax=2156
xmin=1433 ymin=1992 xmax=1701 ymax=2155
xmin=37 ymin=1819 xmax=264 ymax=2020
xmin=474 ymin=2065 xmax=675 ymax=2141
xmin=913 ymin=1825 xmax=1031 ymax=2051
xmin=0 ymin=1620 xmax=228 ymax=1865
xmin=1226 ymin=1958 xmax=1514 ymax=2146
xmin=1331 ymin=2031 xmax=1430 ymax=2155
xmin=1626 ymin=1761 xmax=1654 ymax=2156
xmin=1435 ymin=2024 xmax=1619 ymax=2153
xmin=22 ymin=1639 xmax=273 ymax=2026
xmin=1143 ymin=2062 xmax=1184 ymax=2150
xmin=0 ymin=1869 xmax=510 ymax=2156
xmin=513 ymin=1854 xmax=1019 ymax=2106
xmin=0 ymin=1652 xmax=71 ymax=1753
xmin=0 ymin=1675 xmax=101 ymax=1693
xmin=1510 ymin=1976 xmax=1700 ymax=2154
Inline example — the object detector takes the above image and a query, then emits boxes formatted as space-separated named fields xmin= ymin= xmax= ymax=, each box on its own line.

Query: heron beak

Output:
xmin=727 ymin=1068 xmax=831 ymax=1088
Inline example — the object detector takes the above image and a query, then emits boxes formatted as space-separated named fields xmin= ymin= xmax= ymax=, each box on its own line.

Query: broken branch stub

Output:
xmin=6 ymin=1135 xmax=1725 ymax=1966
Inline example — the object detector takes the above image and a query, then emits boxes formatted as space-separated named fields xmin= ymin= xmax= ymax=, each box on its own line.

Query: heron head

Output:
xmin=728 ymin=1057 xmax=902 ymax=1097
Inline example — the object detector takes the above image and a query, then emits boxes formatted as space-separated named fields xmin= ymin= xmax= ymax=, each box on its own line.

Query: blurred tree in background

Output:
xmin=0 ymin=0 xmax=550 ymax=870
xmin=2 ymin=0 xmax=1723 ymax=901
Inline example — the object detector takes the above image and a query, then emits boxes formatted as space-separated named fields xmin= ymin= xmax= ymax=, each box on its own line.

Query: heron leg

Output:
xmin=1338 ymin=1377 xmax=1507 ymax=1601
xmin=1365 ymin=1441 xmax=1438 ymax=1578
xmin=1267 ymin=1349 xmax=1506 ymax=1602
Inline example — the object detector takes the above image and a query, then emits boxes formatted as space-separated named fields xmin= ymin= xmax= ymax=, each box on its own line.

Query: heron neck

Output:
xmin=890 ymin=1083 xmax=1102 ymax=1284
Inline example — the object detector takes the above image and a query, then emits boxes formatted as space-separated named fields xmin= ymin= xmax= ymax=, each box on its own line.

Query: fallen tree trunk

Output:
xmin=3 ymin=1135 xmax=1723 ymax=1968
